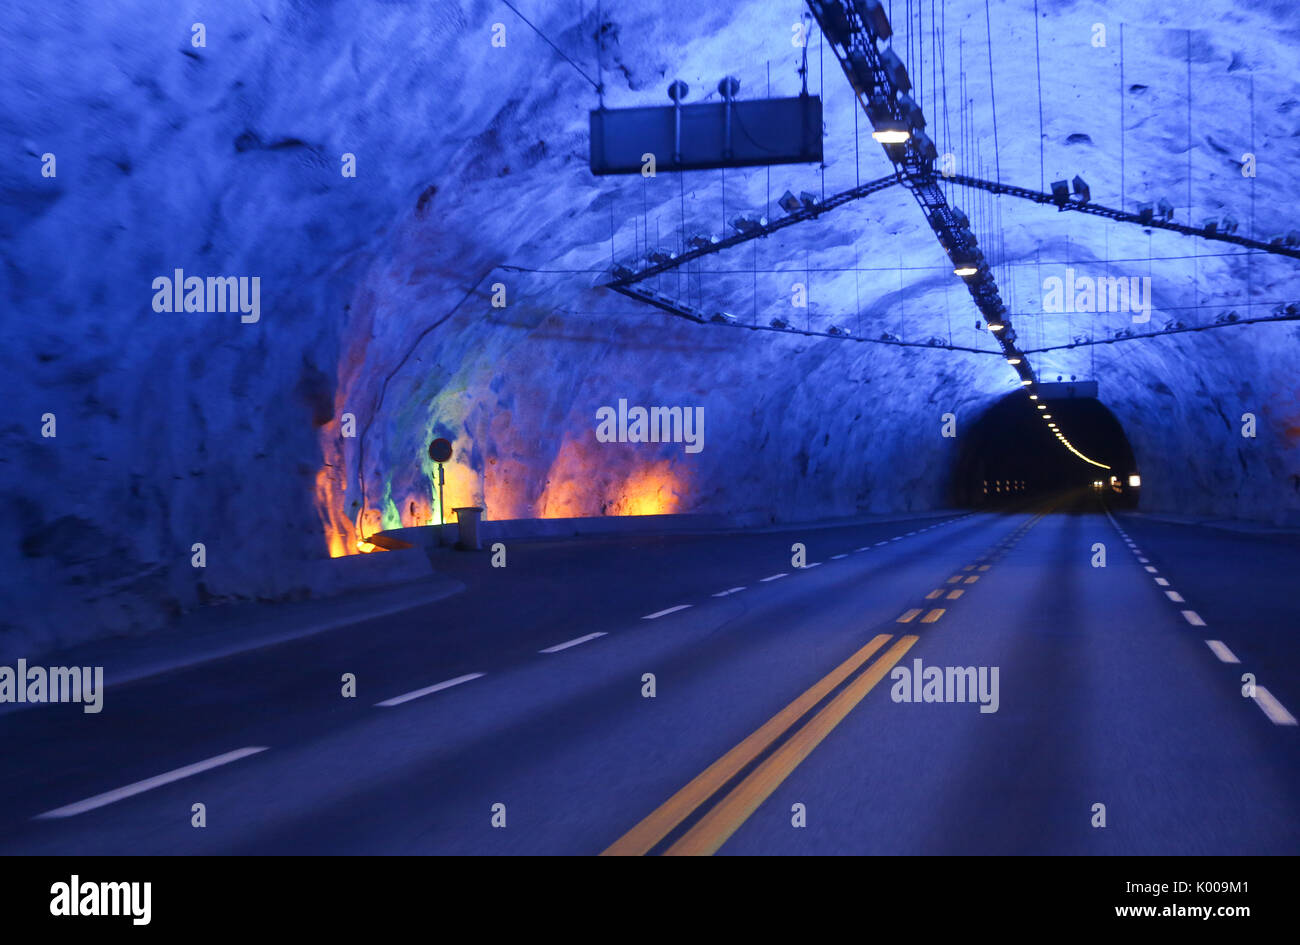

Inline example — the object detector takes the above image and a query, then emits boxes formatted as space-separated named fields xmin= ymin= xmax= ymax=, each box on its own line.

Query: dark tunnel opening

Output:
xmin=952 ymin=392 xmax=1140 ymax=508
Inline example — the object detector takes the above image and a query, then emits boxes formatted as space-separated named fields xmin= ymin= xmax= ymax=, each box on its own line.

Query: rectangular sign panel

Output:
xmin=1036 ymin=380 xmax=1099 ymax=400
xmin=589 ymin=96 xmax=822 ymax=175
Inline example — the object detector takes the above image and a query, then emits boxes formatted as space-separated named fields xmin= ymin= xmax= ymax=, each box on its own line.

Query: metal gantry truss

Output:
xmin=948 ymin=174 xmax=1300 ymax=262
xmin=601 ymin=173 xmax=900 ymax=289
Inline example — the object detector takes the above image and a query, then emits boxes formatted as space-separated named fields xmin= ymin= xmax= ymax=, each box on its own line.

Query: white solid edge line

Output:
xmin=376 ymin=672 xmax=485 ymax=707
xmin=712 ymin=586 xmax=746 ymax=597
xmin=803 ymin=562 xmax=822 ymax=569
xmin=1204 ymin=640 xmax=1240 ymax=664
xmin=540 ymin=631 xmax=607 ymax=653
xmin=1253 ymin=687 xmax=1299 ymax=726
xmin=1165 ymin=590 xmax=1185 ymax=603
xmin=1181 ymin=610 xmax=1206 ymax=627
xmin=760 ymin=573 xmax=788 ymax=582
xmin=643 ymin=604 xmax=692 ymax=620
xmin=35 ymin=747 xmax=269 ymax=820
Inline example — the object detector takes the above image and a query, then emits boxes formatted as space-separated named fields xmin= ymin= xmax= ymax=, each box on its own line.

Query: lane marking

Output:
xmin=891 ymin=537 xmax=903 ymax=542
xmin=946 ymin=589 xmax=964 ymax=600
xmin=35 ymin=747 xmax=269 ymax=819
xmin=540 ymin=631 xmax=607 ymax=653
xmin=925 ymin=589 xmax=943 ymax=600
xmin=897 ymin=608 xmax=923 ymax=623
xmin=803 ymin=562 xmax=822 ymax=569
xmin=601 ymin=633 xmax=895 ymax=856
xmin=377 ymin=672 xmax=486 ymax=707
xmin=760 ymin=573 xmax=788 ymax=583
xmin=664 ymin=635 xmax=919 ymax=856
xmin=946 ymin=575 xmax=963 ymax=584
xmin=1253 ymin=687 xmax=1298 ymax=726
xmin=830 ymin=554 xmax=848 ymax=560
xmin=1138 ymin=557 xmax=1150 ymax=564
xmin=1144 ymin=566 xmax=1158 ymax=573
xmin=978 ymin=565 xmax=990 ymax=572
xmin=1204 ymin=640 xmax=1240 ymax=664
xmin=1164 ymin=590 xmax=1185 ymax=603
xmin=920 ymin=608 xmax=946 ymax=624
xmin=1154 ymin=577 xmax=1169 ymax=586
xmin=855 ymin=546 xmax=870 ymax=552
xmin=874 ymin=541 xmax=888 ymax=547
xmin=1181 ymin=610 xmax=1206 ymax=627
xmin=712 ymin=587 xmax=746 ymax=598
xmin=644 ymin=604 xmax=692 ymax=620
xmin=963 ymin=575 xmax=980 ymax=584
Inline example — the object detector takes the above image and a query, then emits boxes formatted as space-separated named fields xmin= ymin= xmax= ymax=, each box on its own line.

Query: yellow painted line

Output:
xmin=963 ymin=575 xmax=979 ymax=584
xmin=978 ymin=565 xmax=990 ymax=572
xmin=920 ymin=608 xmax=945 ymax=623
xmin=962 ymin=565 xmax=975 ymax=571
xmin=946 ymin=575 xmax=962 ymax=584
xmin=945 ymin=588 xmax=964 ymax=600
xmin=925 ymin=589 xmax=944 ymax=600
xmin=665 ymin=635 xmax=919 ymax=856
xmin=897 ymin=608 xmax=922 ymax=623
xmin=600 ymin=633 xmax=894 ymax=856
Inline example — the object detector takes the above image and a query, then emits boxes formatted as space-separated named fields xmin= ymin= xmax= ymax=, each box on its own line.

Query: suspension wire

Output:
xmin=1119 ymin=22 xmax=1124 ymax=208
xmin=1034 ymin=0 xmax=1044 ymax=191
xmin=983 ymin=0 xmax=1002 ymax=183
xmin=501 ymin=0 xmax=601 ymax=92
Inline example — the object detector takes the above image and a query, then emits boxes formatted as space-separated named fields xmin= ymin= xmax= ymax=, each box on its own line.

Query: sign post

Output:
xmin=428 ymin=438 xmax=453 ymax=547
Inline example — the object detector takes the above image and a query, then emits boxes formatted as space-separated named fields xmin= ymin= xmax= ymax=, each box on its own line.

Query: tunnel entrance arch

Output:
xmin=952 ymin=391 xmax=1139 ymax=508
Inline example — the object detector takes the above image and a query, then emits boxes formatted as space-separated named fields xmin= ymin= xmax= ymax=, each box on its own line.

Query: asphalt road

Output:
xmin=2 ymin=492 xmax=1297 ymax=854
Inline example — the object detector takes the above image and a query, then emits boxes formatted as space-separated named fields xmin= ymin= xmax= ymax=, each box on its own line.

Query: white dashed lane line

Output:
xmin=540 ymin=631 xmax=607 ymax=653
xmin=643 ymin=605 xmax=692 ymax=620
xmin=35 ymin=747 xmax=269 ymax=819
xmin=1205 ymin=640 xmax=1240 ymax=664
xmin=1254 ymin=688 xmax=1299 ymax=726
xmin=712 ymin=586 xmax=746 ymax=598
xmin=1181 ymin=610 xmax=1206 ymax=627
xmin=377 ymin=672 xmax=485 ymax=707
xmin=831 ymin=554 xmax=848 ymax=560
xmin=1165 ymin=590 xmax=1185 ymax=603
xmin=760 ymin=573 xmax=788 ymax=583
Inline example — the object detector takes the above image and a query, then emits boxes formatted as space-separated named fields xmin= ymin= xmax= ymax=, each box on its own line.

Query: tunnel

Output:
xmin=2 ymin=0 xmax=1299 ymax=869
xmin=953 ymin=392 xmax=1139 ymax=508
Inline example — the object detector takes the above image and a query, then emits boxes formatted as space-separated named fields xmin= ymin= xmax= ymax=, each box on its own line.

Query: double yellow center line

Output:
xmin=602 ymin=633 xmax=918 ymax=856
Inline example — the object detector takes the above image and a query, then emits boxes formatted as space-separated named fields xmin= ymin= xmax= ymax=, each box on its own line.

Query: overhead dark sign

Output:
xmin=589 ymin=96 xmax=822 ymax=175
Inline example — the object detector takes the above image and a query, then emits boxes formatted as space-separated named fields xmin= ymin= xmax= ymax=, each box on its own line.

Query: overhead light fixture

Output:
xmin=1050 ymin=179 xmax=1070 ymax=207
xmin=1043 ymin=414 xmax=1052 ymax=419
xmin=1072 ymin=175 xmax=1091 ymax=203
xmin=687 ymin=233 xmax=720 ymax=249
xmin=731 ymin=215 xmax=768 ymax=233
xmin=988 ymin=322 xmax=1005 ymax=332
xmin=1007 ymin=356 xmax=1022 ymax=365
xmin=1029 ymin=394 xmax=1038 ymax=400
xmin=710 ymin=311 xmax=737 ymax=324
xmin=871 ymin=119 xmax=910 ymax=144
xmin=777 ymin=190 xmax=803 ymax=214
xmin=1037 ymin=404 xmax=1046 ymax=410
xmin=1020 ymin=379 xmax=1032 ymax=386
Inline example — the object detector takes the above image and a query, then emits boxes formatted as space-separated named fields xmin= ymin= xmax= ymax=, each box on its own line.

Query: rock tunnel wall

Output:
xmin=2 ymin=0 xmax=1299 ymax=658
